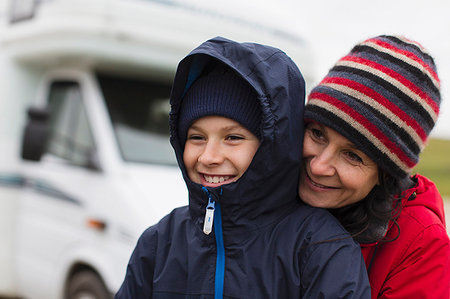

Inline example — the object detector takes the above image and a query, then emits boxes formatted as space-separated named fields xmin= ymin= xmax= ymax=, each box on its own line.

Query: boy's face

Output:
xmin=183 ymin=115 xmax=260 ymax=187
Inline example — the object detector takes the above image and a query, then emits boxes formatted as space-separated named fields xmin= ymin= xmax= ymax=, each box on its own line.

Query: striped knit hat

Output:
xmin=304 ymin=35 xmax=441 ymax=178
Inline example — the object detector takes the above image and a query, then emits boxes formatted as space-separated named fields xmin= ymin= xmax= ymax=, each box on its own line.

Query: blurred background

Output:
xmin=0 ymin=0 xmax=448 ymax=298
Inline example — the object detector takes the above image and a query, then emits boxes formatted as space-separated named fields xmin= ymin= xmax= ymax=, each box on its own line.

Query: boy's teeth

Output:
xmin=205 ymin=175 xmax=230 ymax=183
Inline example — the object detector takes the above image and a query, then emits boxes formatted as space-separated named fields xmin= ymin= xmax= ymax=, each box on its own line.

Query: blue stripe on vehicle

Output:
xmin=0 ymin=174 xmax=26 ymax=187
xmin=214 ymin=201 xmax=225 ymax=299
xmin=32 ymin=180 xmax=80 ymax=205
xmin=0 ymin=173 xmax=80 ymax=205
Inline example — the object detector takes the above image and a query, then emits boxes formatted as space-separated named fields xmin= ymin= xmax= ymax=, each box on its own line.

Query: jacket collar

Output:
xmin=361 ymin=173 xmax=445 ymax=248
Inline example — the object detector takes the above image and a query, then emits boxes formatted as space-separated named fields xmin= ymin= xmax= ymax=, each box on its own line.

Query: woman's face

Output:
xmin=298 ymin=122 xmax=379 ymax=209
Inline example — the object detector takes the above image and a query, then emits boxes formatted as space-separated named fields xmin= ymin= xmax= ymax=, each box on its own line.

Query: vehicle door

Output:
xmin=16 ymin=78 xmax=107 ymax=299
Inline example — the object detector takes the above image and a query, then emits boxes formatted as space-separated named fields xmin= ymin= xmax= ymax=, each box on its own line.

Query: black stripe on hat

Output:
xmin=316 ymin=82 xmax=422 ymax=155
xmin=351 ymin=44 xmax=440 ymax=96
xmin=340 ymin=90 xmax=422 ymax=155
xmin=384 ymin=35 xmax=436 ymax=65
xmin=331 ymin=65 xmax=436 ymax=129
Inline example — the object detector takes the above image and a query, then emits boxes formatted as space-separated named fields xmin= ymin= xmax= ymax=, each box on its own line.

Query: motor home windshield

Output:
xmin=97 ymin=73 xmax=177 ymax=166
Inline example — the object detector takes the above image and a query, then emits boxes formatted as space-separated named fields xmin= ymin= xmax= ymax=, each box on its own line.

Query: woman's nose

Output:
xmin=309 ymin=150 xmax=336 ymax=176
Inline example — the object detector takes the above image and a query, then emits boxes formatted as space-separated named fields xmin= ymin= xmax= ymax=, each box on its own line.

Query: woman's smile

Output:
xmin=304 ymin=170 xmax=339 ymax=190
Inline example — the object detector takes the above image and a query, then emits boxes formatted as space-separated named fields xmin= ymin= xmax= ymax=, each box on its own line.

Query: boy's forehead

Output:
xmin=189 ymin=115 xmax=251 ymax=132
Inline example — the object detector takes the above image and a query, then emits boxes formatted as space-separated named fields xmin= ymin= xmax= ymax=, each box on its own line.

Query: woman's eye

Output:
xmin=311 ymin=128 xmax=324 ymax=139
xmin=345 ymin=151 xmax=363 ymax=163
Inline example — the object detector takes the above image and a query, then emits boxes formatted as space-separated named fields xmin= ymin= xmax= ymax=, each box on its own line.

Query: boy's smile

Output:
xmin=202 ymin=174 xmax=232 ymax=184
xmin=183 ymin=115 xmax=260 ymax=187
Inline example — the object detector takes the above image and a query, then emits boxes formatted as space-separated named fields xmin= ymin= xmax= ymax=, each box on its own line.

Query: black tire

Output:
xmin=66 ymin=270 xmax=111 ymax=299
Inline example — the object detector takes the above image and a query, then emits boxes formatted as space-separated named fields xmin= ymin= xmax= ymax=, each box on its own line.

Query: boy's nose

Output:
xmin=198 ymin=141 xmax=224 ymax=165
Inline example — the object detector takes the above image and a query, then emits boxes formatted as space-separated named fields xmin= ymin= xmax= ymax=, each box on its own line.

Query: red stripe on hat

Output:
xmin=309 ymin=91 xmax=416 ymax=168
xmin=341 ymin=56 xmax=440 ymax=115
xmin=370 ymin=39 xmax=440 ymax=84
xmin=322 ymin=76 xmax=428 ymax=142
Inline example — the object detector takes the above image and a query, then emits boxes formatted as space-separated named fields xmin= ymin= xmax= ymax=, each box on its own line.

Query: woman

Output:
xmin=299 ymin=35 xmax=450 ymax=298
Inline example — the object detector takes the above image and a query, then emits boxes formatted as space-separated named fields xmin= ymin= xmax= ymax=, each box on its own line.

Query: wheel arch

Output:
xmin=63 ymin=262 xmax=113 ymax=299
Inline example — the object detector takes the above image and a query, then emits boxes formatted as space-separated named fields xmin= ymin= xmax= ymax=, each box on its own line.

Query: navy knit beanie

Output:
xmin=304 ymin=35 xmax=441 ymax=179
xmin=178 ymin=64 xmax=261 ymax=145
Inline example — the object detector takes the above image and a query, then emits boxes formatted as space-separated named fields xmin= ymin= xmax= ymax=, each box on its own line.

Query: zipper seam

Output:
xmin=202 ymin=187 xmax=225 ymax=299
xmin=214 ymin=202 xmax=225 ymax=299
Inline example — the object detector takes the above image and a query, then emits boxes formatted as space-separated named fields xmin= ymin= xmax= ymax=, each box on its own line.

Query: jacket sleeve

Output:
xmin=301 ymin=236 xmax=371 ymax=298
xmin=377 ymin=224 xmax=450 ymax=298
xmin=115 ymin=227 xmax=158 ymax=299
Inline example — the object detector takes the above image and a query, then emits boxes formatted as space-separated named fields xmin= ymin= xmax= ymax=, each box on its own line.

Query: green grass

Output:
xmin=413 ymin=138 xmax=450 ymax=198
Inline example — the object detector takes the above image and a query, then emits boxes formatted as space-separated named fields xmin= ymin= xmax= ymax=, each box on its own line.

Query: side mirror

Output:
xmin=21 ymin=106 xmax=50 ymax=161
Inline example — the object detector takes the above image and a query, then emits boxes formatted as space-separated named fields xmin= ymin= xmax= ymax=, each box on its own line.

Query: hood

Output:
xmin=403 ymin=174 xmax=447 ymax=227
xmin=169 ymin=36 xmax=305 ymax=231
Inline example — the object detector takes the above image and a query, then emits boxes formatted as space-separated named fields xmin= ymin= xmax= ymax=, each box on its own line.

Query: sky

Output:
xmin=1 ymin=0 xmax=448 ymax=138
xmin=267 ymin=0 xmax=450 ymax=139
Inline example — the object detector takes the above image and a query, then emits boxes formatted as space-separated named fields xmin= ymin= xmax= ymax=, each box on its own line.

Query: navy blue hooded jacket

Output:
xmin=115 ymin=37 xmax=370 ymax=298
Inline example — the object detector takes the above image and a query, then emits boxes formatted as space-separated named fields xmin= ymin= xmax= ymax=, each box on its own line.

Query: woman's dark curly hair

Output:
xmin=329 ymin=170 xmax=415 ymax=244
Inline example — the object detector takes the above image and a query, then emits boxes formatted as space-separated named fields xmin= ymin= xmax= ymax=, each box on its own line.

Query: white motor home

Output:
xmin=0 ymin=0 xmax=314 ymax=298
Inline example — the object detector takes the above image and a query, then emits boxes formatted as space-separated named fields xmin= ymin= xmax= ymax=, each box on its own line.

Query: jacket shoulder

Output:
xmin=286 ymin=204 xmax=370 ymax=298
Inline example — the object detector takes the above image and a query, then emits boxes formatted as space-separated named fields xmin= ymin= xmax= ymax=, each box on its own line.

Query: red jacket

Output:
xmin=361 ymin=174 xmax=450 ymax=298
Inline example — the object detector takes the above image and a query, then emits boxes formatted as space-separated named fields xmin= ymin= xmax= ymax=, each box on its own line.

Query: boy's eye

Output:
xmin=187 ymin=134 xmax=204 ymax=141
xmin=226 ymin=134 xmax=244 ymax=141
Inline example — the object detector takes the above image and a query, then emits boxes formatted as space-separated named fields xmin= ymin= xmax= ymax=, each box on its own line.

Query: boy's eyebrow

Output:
xmin=221 ymin=124 xmax=246 ymax=131
xmin=188 ymin=124 xmax=246 ymax=132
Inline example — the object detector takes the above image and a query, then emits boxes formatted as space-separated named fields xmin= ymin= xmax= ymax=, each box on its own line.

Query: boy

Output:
xmin=115 ymin=37 xmax=370 ymax=298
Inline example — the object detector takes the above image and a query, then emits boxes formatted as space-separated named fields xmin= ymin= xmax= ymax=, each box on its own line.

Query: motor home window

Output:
xmin=46 ymin=81 xmax=96 ymax=167
xmin=9 ymin=0 xmax=38 ymax=23
xmin=97 ymin=73 xmax=177 ymax=165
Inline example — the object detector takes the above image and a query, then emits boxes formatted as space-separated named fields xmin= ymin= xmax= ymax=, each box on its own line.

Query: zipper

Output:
xmin=203 ymin=196 xmax=215 ymax=234
xmin=202 ymin=187 xmax=225 ymax=299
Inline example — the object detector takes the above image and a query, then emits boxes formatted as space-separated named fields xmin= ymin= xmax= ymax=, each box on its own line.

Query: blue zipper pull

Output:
xmin=203 ymin=187 xmax=215 ymax=235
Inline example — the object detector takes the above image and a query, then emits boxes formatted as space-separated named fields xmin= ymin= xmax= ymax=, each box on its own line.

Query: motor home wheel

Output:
xmin=66 ymin=270 xmax=111 ymax=299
